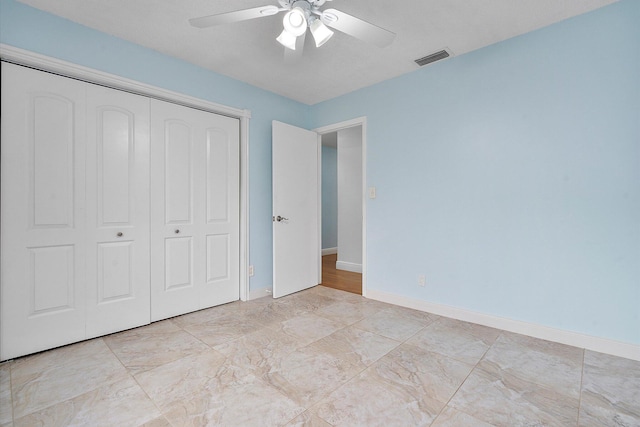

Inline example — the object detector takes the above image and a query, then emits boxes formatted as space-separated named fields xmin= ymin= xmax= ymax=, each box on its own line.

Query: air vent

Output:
xmin=415 ymin=50 xmax=450 ymax=67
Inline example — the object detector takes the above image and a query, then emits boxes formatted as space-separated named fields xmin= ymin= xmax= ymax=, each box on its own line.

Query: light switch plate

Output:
xmin=368 ymin=186 xmax=376 ymax=199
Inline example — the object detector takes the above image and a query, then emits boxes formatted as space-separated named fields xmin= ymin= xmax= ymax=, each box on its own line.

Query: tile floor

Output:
xmin=1 ymin=286 xmax=639 ymax=426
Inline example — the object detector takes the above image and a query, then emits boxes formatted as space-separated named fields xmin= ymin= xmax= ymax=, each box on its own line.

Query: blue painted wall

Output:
xmin=310 ymin=0 xmax=640 ymax=345
xmin=0 ymin=0 xmax=311 ymax=293
xmin=322 ymin=146 xmax=338 ymax=249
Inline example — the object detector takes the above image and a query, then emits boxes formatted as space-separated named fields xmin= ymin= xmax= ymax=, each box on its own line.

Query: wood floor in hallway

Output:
xmin=320 ymin=254 xmax=362 ymax=295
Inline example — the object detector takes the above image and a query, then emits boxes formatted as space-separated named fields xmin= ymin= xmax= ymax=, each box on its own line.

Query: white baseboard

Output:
xmin=248 ymin=287 xmax=273 ymax=301
xmin=322 ymin=247 xmax=338 ymax=256
xmin=336 ymin=261 xmax=362 ymax=273
xmin=366 ymin=289 xmax=640 ymax=362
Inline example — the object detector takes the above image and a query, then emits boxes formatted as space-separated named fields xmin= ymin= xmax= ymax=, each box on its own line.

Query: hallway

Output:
xmin=320 ymin=254 xmax=362 ymax=295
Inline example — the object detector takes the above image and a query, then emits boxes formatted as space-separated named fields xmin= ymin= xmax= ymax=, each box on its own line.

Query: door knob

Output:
xmin=175 ymin=229 xmax=180 ymax=234
xmin=116 ymin=232 xmax=123 ymax=237
xmin=275 ymin=215 xmax=289 ymax=222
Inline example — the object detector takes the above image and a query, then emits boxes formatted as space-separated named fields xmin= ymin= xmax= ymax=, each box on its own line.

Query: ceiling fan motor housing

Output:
xmin=280 ymin=0 xmax=329 ymax=7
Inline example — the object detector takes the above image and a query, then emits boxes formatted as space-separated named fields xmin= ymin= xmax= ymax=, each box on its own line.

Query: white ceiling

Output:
xmin=18 ymin=0 xmax=617 ymax=105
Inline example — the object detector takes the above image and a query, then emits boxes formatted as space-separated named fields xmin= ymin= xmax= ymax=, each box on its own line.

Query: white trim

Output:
xmin=367 ymin=290 xmax=640 ymax=362
xmin=336 ymin=261 xmax=362 ymax=273
xmin=239 ymin=114 xmax=250 ymax=302
xmin=313 ymin=117 xmax=367 ymax=297
xmin=317 ymin=137 xmax=323 ymax=286
xmin=314 ymin=117 xmax=367 ymax=134
xmin=322 ymin=247 xmax=338 ymax=256
xmin=248 ymin=288 xmax=273 ymax=301
xmin=0 ymin=44 xmax=250 ymax=119
xmin=0 ymin=44 xmax=251 ymax=304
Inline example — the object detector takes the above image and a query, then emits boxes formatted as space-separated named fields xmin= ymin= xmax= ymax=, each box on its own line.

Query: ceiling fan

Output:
xmin=189 ymin=0 xmax=395 ymax=54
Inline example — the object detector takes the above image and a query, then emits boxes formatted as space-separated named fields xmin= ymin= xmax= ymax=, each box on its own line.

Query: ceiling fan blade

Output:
xmin=321 ymin=8 xmax=395 ymax=47
xmin=189 ymin=5 xmax=279 ymax=28
xmin=284 ymin=31 xmax=306 ymax=64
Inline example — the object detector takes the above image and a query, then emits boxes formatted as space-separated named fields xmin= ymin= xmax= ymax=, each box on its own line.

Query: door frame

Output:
xmin=314 ymin=117 xmax=367 ymax=296
xmin=0 ymin=44 xmax=252 ymax=302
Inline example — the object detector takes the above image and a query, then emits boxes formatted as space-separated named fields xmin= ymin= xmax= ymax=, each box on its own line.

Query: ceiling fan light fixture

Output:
xmin=283 ymin=7 xmax=307 ymax=37
xmin=310 ymin=18 xmax=333 ymax=47
xmin=276 ymin=29 xmax=298 ymax=50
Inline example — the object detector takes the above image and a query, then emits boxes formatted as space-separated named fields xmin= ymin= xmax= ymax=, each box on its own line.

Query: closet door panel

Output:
xmin=165 ymin=121 xmax=193 ymax=224
xmin=202 ymin=123 xmax=239 ymax=304
xmin=85 ymin=85 xmax=150 ymax=338
xmin=31 ymin=96 xmax=76 ymax=228
xmin=150 ymin=100 xmax=239 ymax=321
xmin=151 ymin=101 xmax=199 ymax=320
xmin=1 ymin=63 xmax=87 ymax=361
xmin=165 ymin=237 xmax=194 ymax=289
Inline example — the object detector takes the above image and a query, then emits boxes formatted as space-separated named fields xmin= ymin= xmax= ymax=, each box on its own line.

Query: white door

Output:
xmin=150 ymin=100 xmax=240 ymax=321
xmin=272 ymin=121 xmax=320 ymax=298
xmin=1 ymin=63 xmax=87 ymax=360
xmin=85 ymin=85 xmax=151 ymax=338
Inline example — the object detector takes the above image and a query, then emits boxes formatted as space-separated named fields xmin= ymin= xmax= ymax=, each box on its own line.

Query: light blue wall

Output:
xmin=0 ymin=0 xmax=312 ymax=292
xmin=322 ymin=146 xmax=338 ymax=249
xmin=311 ymin=0 xmax=640 ymax=345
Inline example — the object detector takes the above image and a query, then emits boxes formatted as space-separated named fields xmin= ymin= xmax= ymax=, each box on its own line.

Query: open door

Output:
xmin=272 ymin=121 xmax=320 ymax=298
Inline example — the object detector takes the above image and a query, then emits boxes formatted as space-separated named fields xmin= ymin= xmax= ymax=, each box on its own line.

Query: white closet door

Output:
xmin=150 ymin=100 xmax=239 ymax=321
xmin=1 ymin=63 xmax=87 ymax=360
xmin=85 ymin=85 xmax=151 ymax=338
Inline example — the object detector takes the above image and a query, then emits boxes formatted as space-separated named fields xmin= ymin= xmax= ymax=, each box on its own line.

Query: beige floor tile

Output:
xmin=213 ymin=327 xmax=303 ymax=376
xmin=579 ymin=350 xmax=640 ymax=426
xmin=141 ymin=417 xmax=173 ymax=427
xmin=431 ymin=406 xmax=497 ymax=427
xmin=138 ymin=350 xmax=303 ymax=426
xmin=374 ymin=343 xmax=474 ymax=403
xmin=306 ymin=326 xmax=400 ymax=368
xmin=449 ymin=365 xmax=580 ymax=426
xmin=383 ymin=304 xmax=439 ymax=324
xmin=0 ymin=363 xmax=12 ymax=425
xmin=308 ymin=285 xmax=359 ymax=301
xmin=13 ymin=377 xmax=160 ymax=427
xmin=286 ymin=411 xmax=333 ymax=426
xmin=240 ymin=301 xmax=292 ymax=326
xmin=479 ymin=332 xmax=584 ymax=399
xmin=273 ymin=313 xmax=344 ymax=347
xmin=135 ymin=349 xmax=227 ymax=409
xmin=173 ymin=311 xmax=264 ymax=347
xmin=236 ymin=296 xmax=296 ymax=319
xmin=4 ymin=286 xmax=637 ymax=427
xmin=406 ymin=317 xmax=500 ymax=364
xmin=104 ymin=320 xmax=209 ymax=375
xmin=10 ymin=339 xmax=129 ymax=419
xmin=275 ymin=291 xmax=338 ymax=316
xmin=160 ymin=379 xmax=303 ymax=427
xmin=263 ymin=345 xmax=363 ymax=407
xmin=353 ymin=309 xmax=427 ymax=341
xmin=315 ymin=366 xmax=445 ymax=426
xmin=171 ymin=301 xmax=242 ymax=329
xmin=314 ymin=300 xmax=380 ymax=326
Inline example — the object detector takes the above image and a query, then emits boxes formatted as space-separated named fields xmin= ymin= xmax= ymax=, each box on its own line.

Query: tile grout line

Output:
xmin=101 ymin=335 xmax=172 ymax=426
xmin=8 ymin=361 xmax=15 ymax=426
xmin=576 ymin=348 xmax=586 ymax=426
xmin=12 ymin=338 xmax=131 ymax=421
xmin=429 ymin=330 xmax=503 ymax=426
xmin=277 ymin=293 xmax=408 ymax=425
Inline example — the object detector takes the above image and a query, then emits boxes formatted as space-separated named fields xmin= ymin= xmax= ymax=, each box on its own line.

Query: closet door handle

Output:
xmin=175 ymin=229 xmax=180 ymax=234
xmin=116 ymin=232 xmax=123 ymax=237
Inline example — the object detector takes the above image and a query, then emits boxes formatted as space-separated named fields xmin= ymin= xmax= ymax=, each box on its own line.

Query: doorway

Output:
xmin=315 ymin=118 xmax=367 ymax=296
